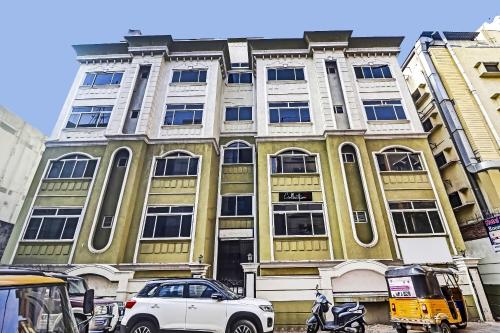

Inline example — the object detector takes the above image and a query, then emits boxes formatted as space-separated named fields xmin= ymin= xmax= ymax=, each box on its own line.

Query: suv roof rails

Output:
xmin=0 ymin=267 xmax=48 ymax=276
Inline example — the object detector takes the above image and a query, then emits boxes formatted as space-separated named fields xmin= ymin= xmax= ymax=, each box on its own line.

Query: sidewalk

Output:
xmin=367 ymin=322 xmax=500 ymax=332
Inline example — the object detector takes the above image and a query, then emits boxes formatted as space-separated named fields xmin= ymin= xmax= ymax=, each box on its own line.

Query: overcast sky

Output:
xmin=0 ymin=0 xmax=496 ymax=135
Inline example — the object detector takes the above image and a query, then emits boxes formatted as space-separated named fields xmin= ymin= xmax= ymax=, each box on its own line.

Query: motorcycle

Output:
xmin=306 ymin=287 xmax=366 ymax=333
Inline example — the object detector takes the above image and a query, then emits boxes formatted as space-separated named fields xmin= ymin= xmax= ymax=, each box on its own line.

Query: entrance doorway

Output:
xmin=217 ymin=240 xmax=253 ymax=295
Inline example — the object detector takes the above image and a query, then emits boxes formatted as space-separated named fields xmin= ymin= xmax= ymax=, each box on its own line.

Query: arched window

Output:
xmin=271 ymin=150 xmax=317 ymax=174
xmin=223 ymin=142 xmax=253 ymax=164
xmin=46 ymin=154 xmax=97 ymax=179
xmin=376 ymin=148 xmax=423 ymax=172
xmin=154 ymin=152 xmax=199 ymax=176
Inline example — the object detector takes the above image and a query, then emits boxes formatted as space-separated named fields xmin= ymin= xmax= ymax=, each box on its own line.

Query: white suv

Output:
xmin=120 ymin=278 xmax=274 ymax=333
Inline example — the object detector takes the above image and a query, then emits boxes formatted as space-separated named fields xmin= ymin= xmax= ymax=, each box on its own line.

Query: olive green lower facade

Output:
xmin=2 ymin=134 xmax=491 ymax=326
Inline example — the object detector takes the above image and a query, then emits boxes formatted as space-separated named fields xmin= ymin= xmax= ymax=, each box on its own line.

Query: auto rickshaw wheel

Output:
xmin=395 ymin=327 xmax=407 ymax=333
xmin=440 ymin=322 xmax=452 ymax=333
xmin=457 ymin=322 xmax=467 ymax=329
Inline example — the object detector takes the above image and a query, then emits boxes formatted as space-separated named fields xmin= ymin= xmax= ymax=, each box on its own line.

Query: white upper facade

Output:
xmin=50 ymin=31 xmax=423 ymax=143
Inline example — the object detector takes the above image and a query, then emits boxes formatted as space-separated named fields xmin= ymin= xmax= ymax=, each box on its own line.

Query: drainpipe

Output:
xmin=414 ymin=36 xmax=491 ymax=216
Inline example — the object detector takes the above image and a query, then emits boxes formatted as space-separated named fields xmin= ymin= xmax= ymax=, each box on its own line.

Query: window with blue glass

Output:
xmin=224 ymin=142 xmax=253 ymax=164
xmin=227 ymin=72 xmax=252 ymax=84
xmin=363 ymin=100 xmax=406 ymax=121
xmin=82 ymin=72 xmax=123 ymax=87
xmin=354 ymin=65 xmax=392 ymax=79
xmin=225 ymin=106 xmax=252 ymax=121
xmin=221 ymin=195 xmax=252 ymax=216
xmin=171 ymin=69 xmax=207 ymax=83
xmin=66 ymin=106 xmax=112 ymax=128
xmin=267 ymin=68 xmax=305 ymax=81
xmin=269 ymin=102 xmax=310 ymax=123
xmin=231 ymin=63 xmax=250 ymax=69
xmin=154 ymin=152 xmax=199 ymax=176
xmin=164 ymin=104 xmax=203 ymax=125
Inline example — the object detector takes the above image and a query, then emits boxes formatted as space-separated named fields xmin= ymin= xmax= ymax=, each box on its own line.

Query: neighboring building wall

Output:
xmin=0 ymin=106 xmax=45 ymax=255
xmin=402 ymin=17 xmax=500 ymax=319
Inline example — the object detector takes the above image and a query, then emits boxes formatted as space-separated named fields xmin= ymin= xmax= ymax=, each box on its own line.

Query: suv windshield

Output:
xmin=67 ymin=278 xmax=87 ymax=296
xmin=0 ymin=284 xmax=78 ymax=333
xmin=212 ymin=281 xmax=243 ymax=300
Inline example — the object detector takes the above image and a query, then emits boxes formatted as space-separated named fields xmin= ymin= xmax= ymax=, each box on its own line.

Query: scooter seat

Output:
xmin=331 ymin=302 xmax=357 ymax=315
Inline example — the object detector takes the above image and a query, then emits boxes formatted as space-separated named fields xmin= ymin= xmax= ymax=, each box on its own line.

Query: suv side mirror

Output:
xmin=83 ymin=289 xmax=94 ymax=315
xmin=211 ymin=293 xmax=224 ymax=301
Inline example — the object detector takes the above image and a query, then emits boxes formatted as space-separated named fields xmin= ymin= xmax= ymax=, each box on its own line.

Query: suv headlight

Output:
xmin=94 ymin=305 xmax=110 ymax=316
xmin=259 ymin=305 xmax=274 ymax=312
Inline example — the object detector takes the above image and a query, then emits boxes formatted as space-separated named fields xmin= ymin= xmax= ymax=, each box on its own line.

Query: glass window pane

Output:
xmin=282 ymin=156 xmax=305 ymax=173
xmin=225 ymin=107 xmax=239 ymax=121
xmin=300 ymin=108 xmax=310 ymax=122
xmin=305 ymin=156 xmax=317 ymax=173
xmin=403 ymin=212 xmax=416 ymax=234
xmin=428 ymin=211 xmax=444 ymax=233
xmin=239 ymin=148 xmax=253 ymax=163
xmin=78 ymin=113 xmax=99 ymax=127
xmin=97 ymin=113 xmax=110 ymax=127
xmin=111 ymin=72 xmax=123 ymax=84
xmin=172 ymin=71 xmax=180 ymax=83
xmin=267 ymin=69 xmax=276 ymax=80
xmin=155 ymin=159 xmax=166 ymax=176
xmin=48 ymin=161 xmax=64 ymax=178
xmin=287 ymin=213 xmax=313 ymax=235
xmin=221 ymin=197 xmax=236 ymax=216
xmin=61 ymin=218 xmax=78 ymax=239
xmin=94 ymin=73 xmax=113 ymax=85
xmin=376 ymin=154 xmax=387 ymax=171
xmin=408 ymin=211 xmax=433 ymax=234
xmin=224 ymin=149 xmax=238 ymax=164
xmin=299 ymin=204 xmax=322 ymax=211
xmin=154 ymin=215 xmax=181 ymax=237
xmin=409 ymin=154 xmax=423 ymax=170
xmin=193 ymin=111 xmax=203 ymax=124
xmin=180 ymin=215 xmax=192 ymax=237
xmin=413 ymin=201 xmax=436 ymax=209
xmin=365 ymin=106 xmax=376 ymax=120
xmin=166 ymin=158 xmax=189 ymax=175
xmin=239 ymin=107 xmax=252 ymax=121
xmin=172 ymin=111 xmax=194 ymax=125
xmin=312 ymin=213 xmax=325 ymax=235
xmin=33 ymin=208 xmax=57 ymax=215
xmin=83 ymin=73 xmax=95 ymax=86
xmin=24 ymin=218 xmax=42 ymax=239
xmin=277 ymin=69 xmax=295 ymax=80
xmin=274 ymin=204 xmax=298 ymax=211
xmin=280 ymin=108 xmax=300 ymax=122
xmin=198 ymin=70 xmax=207 ymax=82
xmin=274 ymin=214 xmax=286 ymax=235
xmin=389 ymin=202 xmax=412 ymax=210
xmin=143 ymin=216 xmax=156 ymax=238
xmin=372 ymin=66 xmax=384 ymax=78
xmin=180 ymin=70 xmax=199 ymax=82
xmin=66 ymin=114 xmax=79 ymax=128
xmin=375 ymin=105 xmax=397 ymax=120
xmin=227 ymin=73 xmax=239 ymax=84
xmin=270 ymin=157 xmax=279 ymax=173
xmin=188 ymin=284 xmax=216 ymax=298
xmin=392 ymin=212 xmax=407 ymax=234
xmin=164 ymin=111 xmax=174 ymax=125
xmin=72 ymin=160 xmax=87 ymax=178
xmin=58 ymin=208 xmax=81 ymax=215
xmin=60 ymin=160 xmax=76 ymax=178
xmin=295 ymin=68 xmax=305 ymax=80
xmin=157 ymin=284 xmax=184 ymax=298
xmin=237 ymin=196 xmax=252 ymax=215
xmin=38 ymin=217 xmax=65 ymax=239
xmin=387 ymin=153 xmax=412 ymax=171
xmin=240 ymin=73 xmax=252 ymax=83
xmin=171 ymin=206 xmax=193 ymax=213
xmin=394 ymin=105 xmax=406 ymax=120
xmin=188 ymin=158 xmax=198 ymax=175
xmin=362 ymin=67 xmax=373 ymax=78
xmin=354 ymin=67 xmax=364 ymax=79
xmin=84 ymin=160 xmax=97 ymax=178
xmin=269 ymin=109 xmax=280 ymax=123
xmin=381 ymin=66 xmax=392 ymax=78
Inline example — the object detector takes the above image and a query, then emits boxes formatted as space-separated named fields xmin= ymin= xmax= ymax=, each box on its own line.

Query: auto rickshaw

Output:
xmin=385 ymin=265 xmax=467 ymax=333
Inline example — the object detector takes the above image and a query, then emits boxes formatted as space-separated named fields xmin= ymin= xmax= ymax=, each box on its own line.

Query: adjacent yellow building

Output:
xmin=402 ymin=16 xmax=500 ymax=319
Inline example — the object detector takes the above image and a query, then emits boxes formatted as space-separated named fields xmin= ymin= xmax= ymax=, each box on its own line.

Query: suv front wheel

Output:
xmin=232 ymin=319 xmax=257 ymax=333
xmin=130 ymin=320 xmax=157 ymax=333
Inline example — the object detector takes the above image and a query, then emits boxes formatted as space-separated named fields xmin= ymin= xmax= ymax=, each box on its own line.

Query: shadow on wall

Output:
xmin=0 ymin=221 xmax=14 ymax=259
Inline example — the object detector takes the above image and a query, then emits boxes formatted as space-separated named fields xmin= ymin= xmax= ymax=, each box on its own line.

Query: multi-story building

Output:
xmin=2 ymin=30 xmax=492 ymax=325
xmin=0 ymin=106 xmax=46 ymax=257
xmin=402 ymin=16 xmax=500 ymax=319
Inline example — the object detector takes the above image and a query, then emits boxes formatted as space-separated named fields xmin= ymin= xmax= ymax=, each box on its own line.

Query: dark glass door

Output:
xmin=217 ymin=240 xmax=253 ymax=295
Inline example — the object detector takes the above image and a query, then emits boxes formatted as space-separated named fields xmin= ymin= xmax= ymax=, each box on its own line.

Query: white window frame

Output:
xmin=23 ymin=207 xmax=82 ymax=241
xmin=164 ymin=104 xmax=204 ymax=126
xmin=141 ymin=205 xmax=194 ymax=240
xmin=224 ymin=106 xmax=253 ymax=122
xmin=45 ymin=155 xmax=98 ymax=180
xmin=101 ymin=216 xmax=114 ymax=229
xmin=271 ymin=150 xmax=317 ymax=174
xmin=342 ymin=153 xmax=355 ymax=163
xmin=66 ymin=106 xmax=113 ymax=129
xmin=362 ymin=100 xmax=406 ymax=121
xmin=227 ymin=72 xmax=253 ymax=84
xmin=220 ymin=195 xmax=253 ymax=217
xmin=269 ymin=101 xmax=311 ymax=124
xmin=82 ymin=72 xmax=123 ymax=87
xmin=154 ymin=153 xmax=199 ymax=177
xmin=352 ymin=211 xmax=368 ymax=223
xmin=272 ymin=202 xmax=326 ymax=237
xmin=354 ymin=65 xmax=392 ymax=79
xmin=267 ymin=67 xmax=305 ymax=81
xmin=171 ymin=69 xmax=207 ymax=83
xmin=223 ymin=142 xmax=253 ymax=165
xmin=376 ymin=149 xmax=424 ymax=172
xmin=389 ymin=200 xmax=446 ymax=236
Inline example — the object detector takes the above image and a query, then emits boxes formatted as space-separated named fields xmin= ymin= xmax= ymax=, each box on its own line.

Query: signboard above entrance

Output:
xmin=279 ymin=192 xmax=313 ymax=202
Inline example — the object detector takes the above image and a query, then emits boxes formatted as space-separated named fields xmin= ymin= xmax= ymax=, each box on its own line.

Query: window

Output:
xmin=171 ymin=69 xmax=207 ymax=83
xmin=66 ymin=106 xmax=112 ymax=128
xmin=224 ymin=142 xmax=252 ymax=164
xmin=142 ymin=206 xmax=193 ymax=238
xmin=273 ymin=203 xmax=325 ymax=236
xmin=363 ymin=100 xmax=406 ymax=121
xmin=188 ymin=284 xmax=217 ymax=298
xmin=342 ymin=153 xmax=355 ymax=163
xmin=227 ymin=72 xmax=252 ymax=84
xmin=484 ymin=63 xmax=499 ymax=72
xmin=422 ymin=118 xmax=433 ymax=132
xmin=46 ymin=154 xmax=97 ymax=179
xmin=271 ymin=150 xmax=317 ymax=174
xmin=434 ymin=152 xmax=447 ymax=168
xmin=23 ymin=208 xmax=81 ymax=240
xmin=325 ymin=62 xmax=337 ymax=74
xmin=411 ymin=89 xmax=422 ymax=103
xmin=82 ymin=72 xmax=123 ymax=87
xmin=353 ymin=211 xmax=368 ymax=223
xmin=448 ymin=192 xmax=463 ymax=208
xmin=267 ymin=68 xmax=305 ymax=81
xmin=154 ymin=152 xmax=199 ymax=177
xmin=164 ymin=104 xmax=203 ymax=126
xmin=376 ymin=148 xmax=423 ymax=172
xmin=225 ymin=106 xmax=252 ymax=121
xmin=221 ymin=196 xmax=252 ymax=216
xmin=269 ymin=102 xmax=310 ymax=123
xmin=156 ymin=284 xmax=184 ymax=298
xmin=102 ymin=216 xmax=114 ymax=229
xmin=334 ymin=106 xmax=344 ymax=114
xmin=231 ymin=63 xmax=249 ymax=69
xmin=354 ymin=65 xmax=392 ymax=79
xmin=117 ymin=157 xmax=128 ymax=167
xmin=389 ymin=201 xmax=445 ymax=235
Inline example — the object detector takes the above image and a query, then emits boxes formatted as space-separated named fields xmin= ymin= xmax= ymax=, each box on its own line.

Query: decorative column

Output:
xmin=189 ymin=263 xmax=210 ymax=278
xmin=241 ymin=263 xmax=259 ymax=298
xmin=453 ymin=256 xmax=494 ymax=321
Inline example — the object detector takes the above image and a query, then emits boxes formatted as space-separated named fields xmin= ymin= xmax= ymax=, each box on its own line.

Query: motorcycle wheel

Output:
xmin=355 ymin=322 xmax=365 ymax=333
xmin=307 ymin=323 xmax=319 ymax=333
